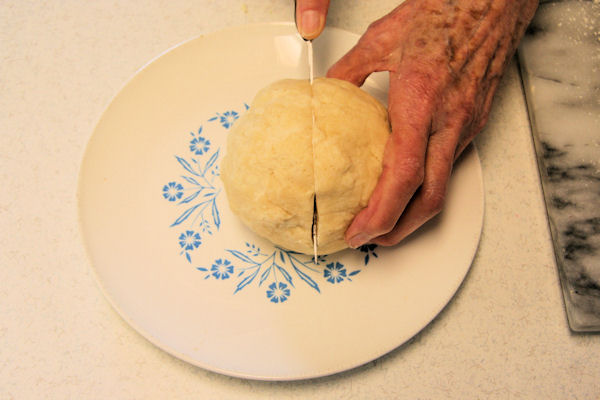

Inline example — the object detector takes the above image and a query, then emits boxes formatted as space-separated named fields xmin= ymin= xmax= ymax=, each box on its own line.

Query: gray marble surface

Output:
xmin=519 ymin=0 xmax=600 ymax=331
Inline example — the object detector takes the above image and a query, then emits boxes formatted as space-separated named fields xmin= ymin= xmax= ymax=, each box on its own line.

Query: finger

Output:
xmin=326 ymin=12 xmax=403 ymax=86
xmin=376 ymin=62 xmax=498 ymax=246
xmin=455 ymin=31 xmax=505 ymax=160
xmin=295 ymin=0 xmax=330 ymax=40
xmin=372 ymin=127 xmax=457 ymax=246
xmin=455 ymin=75 xmax=500 ymax=159
xmin=326 ymin=39 xmax=378 ymax=87
xmin=345 ymin=71 xmax=436 ymax=248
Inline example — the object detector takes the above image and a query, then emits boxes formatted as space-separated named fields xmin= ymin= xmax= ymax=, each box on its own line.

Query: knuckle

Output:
xmin=420 ymin=184 xmax=446 ymax=215
xmin=476 ymin=113 xmax=490 ymax=132
xmin=395 ymin=157 xmax=425 ymax=189
xmin=374 ymin=235 xmax=400 ymax=247
xmin=366 ymin=18 xmax=384 ymax=32
xmin=457 ymin=96 xmax=476 ymax=121
xmin=383 ymin=160 xmax=424 ymax=193
xmin=361 ymin=10 xmax=407 ymax=61
xmin=461 ymin=97 xmax=476 ymax=114
xmin=369 ymin=214 xmax=398 ymax=237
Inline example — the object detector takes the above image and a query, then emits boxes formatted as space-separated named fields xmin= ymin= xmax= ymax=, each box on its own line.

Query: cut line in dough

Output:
xmin=221 ymin=78 xmax=390 ymax=255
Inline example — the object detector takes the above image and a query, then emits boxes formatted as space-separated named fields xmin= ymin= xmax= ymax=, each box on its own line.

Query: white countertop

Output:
xmin=1 ymin=1 xmax=598 ymax=398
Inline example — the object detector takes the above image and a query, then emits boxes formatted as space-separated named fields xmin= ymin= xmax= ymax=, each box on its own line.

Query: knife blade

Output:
xmin=307 ymin=39 xmax=314 ymax=84
xmin=312 ymin=195 xmax=318 ymax=263
xmin=296 ymin=4 xmax=318 ymax=261
xmin=306 ymin=38 xmax=318 ymax=263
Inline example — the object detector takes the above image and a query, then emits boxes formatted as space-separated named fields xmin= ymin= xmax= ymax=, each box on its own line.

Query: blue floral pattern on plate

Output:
xmin=266 ymin=282 xmax=291 ymax=303
xmin=162 ymin=182 xmax=184 ymax=202
xmin=197 ymin=242 xmax=374 ymax=304
xmin=161 ymin=110 xmax=240 ymax=262
xmin=163 ymin=106 xmax=378 ymax=303
xmin=208 ymin=110 xmax=240 ymax=129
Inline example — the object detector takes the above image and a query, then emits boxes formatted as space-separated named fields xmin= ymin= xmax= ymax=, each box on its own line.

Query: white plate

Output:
xmin=78 ymin=23 xmax=483 ymax=380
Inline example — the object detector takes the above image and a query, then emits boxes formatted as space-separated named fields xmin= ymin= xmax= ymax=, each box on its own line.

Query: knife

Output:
xmin=307 ymin=39 xmax=318 ymax=263
xmin=295 ymin=5 xmax=318 ymax=262
xmin=307 ymin=39 xmax=314 ymax=84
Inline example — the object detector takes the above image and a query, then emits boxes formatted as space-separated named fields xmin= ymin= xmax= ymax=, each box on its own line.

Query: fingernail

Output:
xmin=348 ymin=233 xmax=371 ymax=249
xmin=300 ymin=10 xmax=323 ymax=39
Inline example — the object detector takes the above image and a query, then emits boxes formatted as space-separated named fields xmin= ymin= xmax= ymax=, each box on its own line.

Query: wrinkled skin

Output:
xmin=296 ymin=0 xmax=539 ymax=248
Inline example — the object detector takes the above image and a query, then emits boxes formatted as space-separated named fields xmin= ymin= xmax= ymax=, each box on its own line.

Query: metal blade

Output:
xmin=312 ymin=195 xmax=318 ymax=263
xmin=307 ymin=39 xmax=314 ymax=84
xmin=307 ymin=39 xmax=317 ymax=262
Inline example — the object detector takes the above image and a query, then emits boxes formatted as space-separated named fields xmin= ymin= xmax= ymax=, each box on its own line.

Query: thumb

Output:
xmin=295 ymin=0 xmax=330 ymax=40
xmin=326 ymin=42 xmax=374 ymax=86
xmin=327 ymin=4 xmax=410 ymax=86
xmin=326 ymin=31 xmax=385 ymax=86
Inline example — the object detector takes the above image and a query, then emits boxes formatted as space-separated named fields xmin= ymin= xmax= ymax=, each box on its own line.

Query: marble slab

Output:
xmin=518 ymin=0 xmax=600 ymax=331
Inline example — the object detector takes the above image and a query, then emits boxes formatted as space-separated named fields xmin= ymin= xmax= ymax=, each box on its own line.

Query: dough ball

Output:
xmin=221 ymin=78 xmax=390 ymax=254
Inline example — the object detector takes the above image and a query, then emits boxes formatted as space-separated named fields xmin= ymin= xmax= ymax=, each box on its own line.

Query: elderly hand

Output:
xmin=325 ymin=0 xmax=538 ymax=248
xmin=294 ymin=0 xmax=538 ymax=248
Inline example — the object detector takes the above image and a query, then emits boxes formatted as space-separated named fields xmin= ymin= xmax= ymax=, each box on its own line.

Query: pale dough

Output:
xmin=221 ymin=78 xmax=390 ymax=254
